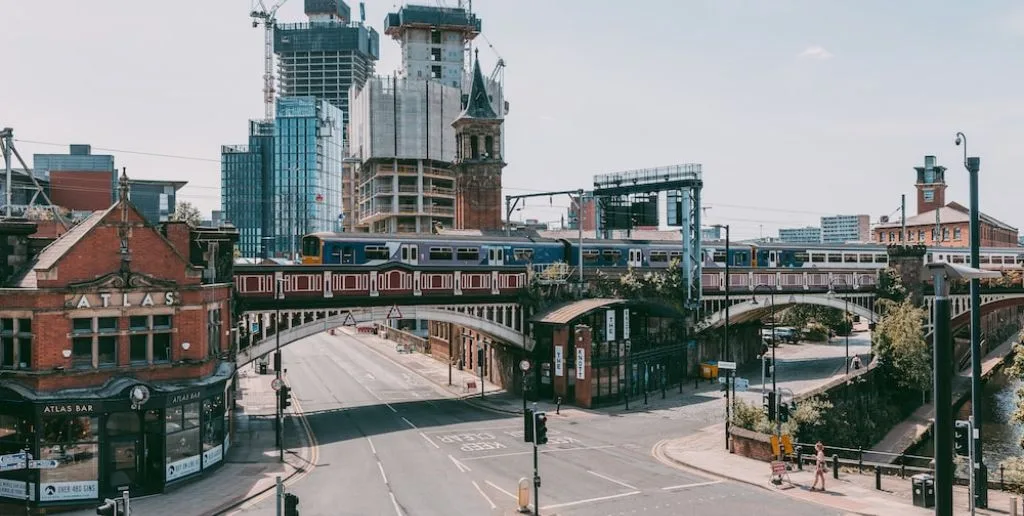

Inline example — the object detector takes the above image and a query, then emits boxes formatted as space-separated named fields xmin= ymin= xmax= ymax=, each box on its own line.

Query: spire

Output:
xmin=118 ymin=167 xmax=130 ymax=204
xmin=460 ymin=49 xmax=497 ymax=119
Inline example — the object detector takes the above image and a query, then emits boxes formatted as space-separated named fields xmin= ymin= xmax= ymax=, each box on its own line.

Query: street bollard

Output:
xmin=517 ymin=478 xmax=531 ymax=514
xmin=857 ymin=448 xmax=863 ymax=474
xmin=1002 ymin=464 xmax=1006 ymax=490
xmin=875 ymin=467 xmax=882 ymax=490
xmin=796 ymin=446 xmax=803 ymax=471
xmin=1012 ymin=496 xmax=1019 ymax=516
xmin=832 ymin=454 xmax=839 ymax=480
xmin=556 ymin=397 xmax=562 ymax=415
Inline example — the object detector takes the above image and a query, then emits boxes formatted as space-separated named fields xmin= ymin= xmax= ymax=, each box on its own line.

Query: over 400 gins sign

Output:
xmin=66 ymin=291 xmax=179 ymax=310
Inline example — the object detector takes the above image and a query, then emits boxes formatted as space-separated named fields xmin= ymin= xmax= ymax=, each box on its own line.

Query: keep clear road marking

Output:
xmin=460 ymin=444 xmax=616 ymax=461
xmin=542 ymin=491 xmax=641 ymax=511
xmin=587 ymin=470 xmax=639 ymax=491
xmin=661 ymin=480 xmax=723 ymax=491
xmin=485 ymin=480 xmax=517 ymax=500
xmin=471 ymin=480 xmax=497 ymax=510
xmin=420 ymin=432 xmax=440 ymax=449
xmin=448 ymin=454 xmax=471 ymax=473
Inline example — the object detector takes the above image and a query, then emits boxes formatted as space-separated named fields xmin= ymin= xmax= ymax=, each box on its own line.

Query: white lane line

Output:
xmin=485 ymin=480 xmax=517 ymax=500
xmin=385 ymin=403 xmax=397 ymax=413
xmin=367 ymin=437 xmax=377 ymax=455
xmin=419 ymin=432 xmax=440 ymax=449
xmin=460 ymin=445 xmax=616 ymax=461
xmin=472 ymin=480 xmax=497 ymax=509
xmin=401 ymin=416 xmax=417 ymax=429
xmin=587 ymin=470 xmax=639 ymax=491
xmin=448 ymin=454 xmax=471 ymax=473
xmin=389 ymin=492 xmax=403 ymax=516
xmin=377 ymin=461 xmax=389 ymax=484
xmin=542 ymin=491 xmax=641 ymax=510
xmin=661 ymin=480 xmax=723 ymax=491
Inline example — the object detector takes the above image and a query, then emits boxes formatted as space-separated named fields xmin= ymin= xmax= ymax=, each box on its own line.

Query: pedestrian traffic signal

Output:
xmin=274 ymin=351 xmax=282 ymax=372
xmin=524 ymin=407 xmax=535 ymax=443
xmin=763 ymin=358 xmax=773 ymax=378
xmin=779 ymin=402 xmax=791 ymax=423
xmin=279 ymin=385 xmax=292 ymax=411
xmin=534 ymin=411 xmax=549 ymax=445
xmin=954 ymin=420 xmax=970 ymax=457
xmin=763 ymin=392 xmax=777 ymax=421
xmin=284 ymin=492 xmax=300 ymax=516
xmin=95 ymin=499 xmax=117 ymax=516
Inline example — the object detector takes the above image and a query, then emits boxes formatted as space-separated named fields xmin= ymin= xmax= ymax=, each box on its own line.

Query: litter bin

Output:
xmin=911 ymin=473 xmax=935 ymax=508
xmin=700 ymin=361 xmax=719 ymax=379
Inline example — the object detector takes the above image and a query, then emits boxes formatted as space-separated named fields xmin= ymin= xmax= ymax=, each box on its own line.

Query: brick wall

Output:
xmin=730 ymin=427 xmax=775 ymax=462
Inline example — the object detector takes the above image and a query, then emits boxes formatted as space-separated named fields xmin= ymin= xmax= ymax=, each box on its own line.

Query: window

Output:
xmin=429 ymin=247 xmax=453 ymax=260
xmin=0 ymin=318 xmax=32 ymax=369
xmin=649 ymin=251 xmax=669 ymax=263
xmin=582 ymin=250 xmax=600 ymax=263
xmin=430 ymin=48 xmax=441 ymax=61
xmin=485 ymin=136 xmax=494 ymax=157
xmin=942 ymin=227 xmax=950 ymax=241
xmin=40 ymin=415 xmax=99 ymax=490
xmin=70 ymin=317 xmax=119 ymax=369
xmin=208 ymin=308 xmax=222 ymax=357
xmin=165 ymin=402 xmax=201 ymax=480
xmin=456 ymin=247 xmax=480 ymax=261
xmin=512 ymin=248 xmax=534 ymax=261
xmin=127 ymin=314 xmax=174 ymax=364
xmin=919 ymin=230 xmax=925 ymax=241
xmin=202 ymin=396 xmax=226 ymax=459
xmin=430 ymin=29 xmax=441 ymax=44
xmin=954 ymin=227 xmax=962 ymax=240
xmin=431 ymin=65 xmax=442 ymax=79
xmin=923 ymin=189 xmax=934 ymax=202
xmin=364 ymin=246 xmax=389 ymax=260
xmin=470 ymin=136 xmax=479 ymax=159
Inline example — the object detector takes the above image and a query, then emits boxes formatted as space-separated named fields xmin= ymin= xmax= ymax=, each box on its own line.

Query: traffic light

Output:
xmin=96 ymin=499 xmax=117 ymax=516
xmin=279 ymin=385 xmax=292 ymax=411
xmin=763 ymin=358 xmax=773 ymax=378
xmin=763 ymin=392 xmax=777 ymax=421
xmin=524 ymin=407 xmax=535 ymax=443
xmin=779 ymin=402 xmax=791 ymax=423
xmin=274 ymin=351 xmax=282 ymax=371
xmin=284 ymin=492 xmax=300 ymax=516
xmin=534 ymin=411 xmax=549 ymax=445
xmin=954 ymin=420 xmax=970 ymax=457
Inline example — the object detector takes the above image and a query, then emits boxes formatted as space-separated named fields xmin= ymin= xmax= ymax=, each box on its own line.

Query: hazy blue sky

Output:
xmin=3 ymin=0 xmax=1023 ymax=239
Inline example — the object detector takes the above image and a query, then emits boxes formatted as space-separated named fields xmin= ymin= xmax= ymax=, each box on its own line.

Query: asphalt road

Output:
xmin=230 ymin=331 xmax=850 ymax=516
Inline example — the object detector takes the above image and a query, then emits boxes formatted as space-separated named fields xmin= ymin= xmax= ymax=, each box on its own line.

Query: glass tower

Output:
xmin=221 ymin=121 xmax=273 ymax=258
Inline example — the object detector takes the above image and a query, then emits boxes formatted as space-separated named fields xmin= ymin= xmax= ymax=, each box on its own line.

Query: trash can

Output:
xmin=700 ymin=361 xmax=719 ymax=379
xmin=911 ymin=473 xmax=935 ymax=508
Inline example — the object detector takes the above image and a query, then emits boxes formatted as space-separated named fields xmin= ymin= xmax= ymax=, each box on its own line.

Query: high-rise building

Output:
xmin=274 ymin=0 xmax=380 ymax=130
xmin=820 ymin=214 xmax=870 ymax=243
xmin=128 ymin=179 xmax=186 ymax=225
xmin=384 ymin=4 xmax=481 ymax=90
xmin=778 ymin=226 xmax=821 ymax=244
xmin=33 ymin=144 xmax=116 ymax=212
xmin=221 ymin=98 xmax=343 ymax=259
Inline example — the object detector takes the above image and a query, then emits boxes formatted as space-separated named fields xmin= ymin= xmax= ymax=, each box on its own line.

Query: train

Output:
xmin=298 ymin=232 xmax=1024 ymax=272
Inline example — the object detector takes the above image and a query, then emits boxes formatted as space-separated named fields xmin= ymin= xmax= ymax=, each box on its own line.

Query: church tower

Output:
xmin=452 ymin=50 xmax=505 ymax=231
xmin=915 ymin=155 xmax=947 ymax=214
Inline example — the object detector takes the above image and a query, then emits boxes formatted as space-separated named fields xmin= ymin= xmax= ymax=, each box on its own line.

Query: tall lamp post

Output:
xmin=955 ymin=131 xmax=988 ymax=508
xmin=274 ymin=277 xmax=285 ymax=462
xmin=826 ymin=279 xmax=852 ymax=375
xmin=710 ymin=224 xmax=731 ymax=449
xmin=750 ymin=284 xmax=779 ymax=447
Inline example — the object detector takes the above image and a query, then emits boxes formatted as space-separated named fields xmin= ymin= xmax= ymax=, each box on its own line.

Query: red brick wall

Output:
xmin=50 ymin=171 xmax=114 ymax=211
xmin=164 ymin=221 xmax=191 ymax=255
xmin=916 ymin=184 xmax=947 ymax=215
xmin=875 ymin=220 xmax=1019 ymax=248
xmin=730 ymin=427 xmax=775 ymax=462
xmin=455 ymin=168 xmax=502 ymax=231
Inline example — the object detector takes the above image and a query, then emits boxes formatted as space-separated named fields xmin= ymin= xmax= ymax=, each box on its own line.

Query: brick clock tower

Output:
xmin=452 ymin=50 xmax=505 ymax=231
xmin=915 ymin=155 xmax=947 ymax=214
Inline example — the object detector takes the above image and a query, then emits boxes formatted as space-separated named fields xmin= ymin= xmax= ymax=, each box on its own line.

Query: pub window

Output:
xmin=165 ymin=402 xmax=201 ymax=481
xmin=208 ymin=308 xmax=222 ymax=357
xmin=127 ymin=314 xmax=174 ymax=365
xmin=0 ymin=413 xmax=32 ymax=490
xmin=0 ymin=317 xmax=32 ymax=369
xmin=202 ymin=396 xmax=226 ymax=461
xmin=40 ymin=415 xmax=100 ymax=495
xmin=70 ymin=317 xmax=120 ymax=369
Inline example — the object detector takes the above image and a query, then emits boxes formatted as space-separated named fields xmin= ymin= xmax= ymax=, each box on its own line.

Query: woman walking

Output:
xmin=811 ymin=441 xmax=827 ymax=491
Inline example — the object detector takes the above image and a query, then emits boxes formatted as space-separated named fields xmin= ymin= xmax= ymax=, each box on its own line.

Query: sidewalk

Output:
xmin=656 ymin=423 xmax=1019 ymax=516
xmin=66 ymin=367 xmax=315 ymax=516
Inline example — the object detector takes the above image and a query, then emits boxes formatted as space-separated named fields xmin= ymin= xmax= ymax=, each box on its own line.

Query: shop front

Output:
xmin=0 ymin=369 xmax=234 ymax=509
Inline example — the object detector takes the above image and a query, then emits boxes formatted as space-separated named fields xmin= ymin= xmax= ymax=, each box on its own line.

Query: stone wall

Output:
xmin=690 ymin=323 xmax=761 ymax=374
xmin=730 ymin=427 xmax=775 ymax=462
xmin=886 ymin=244 xmax=927 ymax=306
xmin=377 ymin=324 xmax=429 ymax=353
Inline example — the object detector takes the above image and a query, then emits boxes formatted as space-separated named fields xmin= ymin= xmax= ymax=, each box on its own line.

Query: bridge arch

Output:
xmin=923 ymin=292 xmax=1024 ymax=337
xmin=698 ymin=293 xmax=877 ymax=331
xmin=235 ymin=304 xmax=529 ymax=367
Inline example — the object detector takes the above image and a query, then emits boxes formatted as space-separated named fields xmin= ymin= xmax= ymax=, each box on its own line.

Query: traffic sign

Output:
xmin=250 ymin=322 xmax=260 ymax=333
xmin=0 ymin=452 xmax=30 ymax=465
xmin=386 ymin=305 xmax=403 ymax=320
xmin=519 ymin=359 xmax=531 ymax=372
xmin=271 ymin=378 xmax=284 ymax=391
xmin=718 ymin=361 xmax=737 ymax=371
xmin=28 ymin=460 xmax=58 ymax=469
xmin=342 ymin=311 xmax=357 ymax=326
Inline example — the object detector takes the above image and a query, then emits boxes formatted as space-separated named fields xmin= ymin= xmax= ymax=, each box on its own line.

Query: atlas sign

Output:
xmin=68 ymin=291 xmax=178 ymax=310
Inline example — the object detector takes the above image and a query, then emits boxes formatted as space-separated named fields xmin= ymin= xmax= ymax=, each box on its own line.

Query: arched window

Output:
xmin=485 ymin=136 xmax=494 ymax=158
xmin=470 ymin=136 xmax=479 ymax=159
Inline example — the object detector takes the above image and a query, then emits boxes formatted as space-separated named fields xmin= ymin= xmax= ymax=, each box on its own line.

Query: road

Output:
xmin=230 ymin=331 xmax=851 ymax=516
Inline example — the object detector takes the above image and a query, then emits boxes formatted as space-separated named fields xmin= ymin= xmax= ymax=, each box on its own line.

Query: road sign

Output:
xmin=271 ymin=378 xmax=284 ymax=391
xmin=519 ymin=359 xmax=531 ymax=372
xmin=28 ymin=460 xmax=58 ymax=469
xmin=0 ymin=452 xmax=29 ymax=465
xmin=718 ymin=361 xmax=737 ymax=371
xmin=386 ymin=305 xmax=403 ymax=320
xmin=250 ymin=322 xmax=259 ymax=333
xmin=342 ymin=311 xmax=357 ymax=326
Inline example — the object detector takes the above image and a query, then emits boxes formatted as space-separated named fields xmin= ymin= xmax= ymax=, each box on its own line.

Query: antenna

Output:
xmin=250 ymin=0 xmax=290 ymax=120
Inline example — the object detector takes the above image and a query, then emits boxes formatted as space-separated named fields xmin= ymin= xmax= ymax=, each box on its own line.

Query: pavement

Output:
xmin=656 ymin=422 xmax=1021 ymax=516
xmin=64 ymin=367 xmax=315 ymax=516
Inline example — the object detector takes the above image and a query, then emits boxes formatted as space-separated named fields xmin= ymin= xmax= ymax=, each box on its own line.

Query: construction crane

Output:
xmin=251 ymin=0 xmax=289 ymax=120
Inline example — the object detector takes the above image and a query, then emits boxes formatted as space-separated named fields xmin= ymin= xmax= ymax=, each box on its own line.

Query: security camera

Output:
xmin=955 ymin=136 xmax=962 ymax=146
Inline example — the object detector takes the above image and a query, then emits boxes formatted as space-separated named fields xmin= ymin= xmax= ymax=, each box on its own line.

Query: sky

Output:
xmin=3 ymin=0 xmax=1023 ymax=240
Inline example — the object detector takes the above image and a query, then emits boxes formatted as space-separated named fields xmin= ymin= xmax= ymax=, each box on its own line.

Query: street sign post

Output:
xmin=519 ymin=360 xmax=531 ymax=372
xmin=271 ymin=378 xmax=284 ymax=391
xmin=718 ymin=361 xmax=737 ymax=371
xmin=27 ymin=460 xmax=58 ymax=470
xmin=251 ymin=322 xmax=260 ymax=333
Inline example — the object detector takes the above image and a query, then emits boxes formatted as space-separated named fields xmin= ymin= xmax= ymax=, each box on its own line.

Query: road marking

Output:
xmin=472 ymin=480 xmax=497 ymax=509
xmin=542 ymin=491 xmax=641 ymax=510
xmin=661 ymin=480 xmax=723 ymax=491
xmin=460 ymin=444 xmax=616 ymax=461
xmin=587 ymin=470 xmax=639 ymax=490
xmin=419 ymin=432 xmax=440 ymax=449
xmin=367 ymin=436 xmax=378 ymax=455
xmin=401 ymin=416 xmax=417 ymax=429
xmin=389 ymin=492 xmax=403 ymax=516
xmin=385 ymin=403 xmax=397 ymax=413
xmin=485 ymin=480 xmax=517 ymax=500
xmin=448 ymin=454 xmax=471 ymax=473
xmin=377 ymin=461 xmax=389 ymax=484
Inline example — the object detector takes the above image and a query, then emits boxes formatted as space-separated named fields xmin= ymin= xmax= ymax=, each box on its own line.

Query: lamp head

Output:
xmin=955 ymin=135 xmax=962 ymax=146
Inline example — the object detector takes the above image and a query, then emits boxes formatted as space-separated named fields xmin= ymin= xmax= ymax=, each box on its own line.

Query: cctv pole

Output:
xmin=578 ymin=189 xmax=584 ymax=288
xmin=845 ymin=296 xmax=850 ymax=375
xmin=931 ymin=265 xmax=954 ymax=516
xmin=532 ymin=402 xmax=540 ymax=516
xmin=723 ymin=225 xmax=731 ymax=450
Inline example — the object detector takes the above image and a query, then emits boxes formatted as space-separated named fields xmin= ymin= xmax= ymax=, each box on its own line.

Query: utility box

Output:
xmin=700 ymin=361 xmax=718 ymax=379
xmin=911 ymin=474 xmax=935 ymax=508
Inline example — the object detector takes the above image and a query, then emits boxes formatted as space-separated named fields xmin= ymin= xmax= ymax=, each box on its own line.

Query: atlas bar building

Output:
xmin=0 ymin=174 xmax=238 ymax=510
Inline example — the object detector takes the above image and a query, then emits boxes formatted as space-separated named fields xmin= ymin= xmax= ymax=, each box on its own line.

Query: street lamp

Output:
xmin=274 ymin=277 xmax=285 ymax=462
xmin=750 ymin=283 xmax=780 ymax=453
xmin=955 ymin=131 xmax=988 ymax=508
xmin=826 ymin=279 xmax=852 ymax=375
xmin=709 ymin=224 xmax=732 ymax=450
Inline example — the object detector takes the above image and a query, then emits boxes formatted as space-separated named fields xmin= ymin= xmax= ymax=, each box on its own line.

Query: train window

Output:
xmin=712 ymin=251 xmax=727 ymax=263
xmin=583 ymin=250 xmax=600 ymax=263
xmin=329 ymin=248 xmax=341 ymax=260
xmin=513 ymin=248 xmax=534 ymax=261
xmin=301 ymin=237 xmax=320 ymax=257
xmin=430 ymin=247 xmax=453 ymax=260
xmin=456 ymin=247 xmax=480 ymax=261
xmin=650 ymin=251 xmax=669 ymax=263
xmin=827 ymin=254 xmax=842 ymax=263
xmin=810 ymin=253 xmax=825 ymax=263
xmin=843 ymin=254 xmax=857 ymax=263
xmin=793 ymin=252 xmax=809 ymax=263
xmin=980 ymin=255 xmax=992 ymax=264
xmin=669 ymin=251 xmax=683 ymax=259
xmin=859 ymin=254 xmax=874 ymax=263
xmin=951 ymin=255 xmax=966 ymax=264
xmin=1017 ymin=255 xmax=1024 ymax=264
xmin=365 ymin=246 xmax=389 ymax=260
xmin=602 ymin=249 xmax=621 ymax=258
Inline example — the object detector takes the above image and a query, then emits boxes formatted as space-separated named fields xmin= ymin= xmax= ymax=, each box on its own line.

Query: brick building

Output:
xmin=0 ymin=175 xmax=238 ymax=510
xmin=873 ymin=155 xmax=1019 ymax=247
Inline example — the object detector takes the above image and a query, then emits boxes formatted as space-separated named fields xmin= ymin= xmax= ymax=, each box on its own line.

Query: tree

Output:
xmin=171 ymin=201 xmax=202 ymax=226
xmin=872 ymin=299 xmax=930 ymax=391
xmin=876 ymin=267 xmax=907 ymax=303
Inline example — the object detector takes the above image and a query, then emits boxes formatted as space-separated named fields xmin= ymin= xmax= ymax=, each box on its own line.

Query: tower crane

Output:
xmin=251 ymin=0 xmax=290 ymax=120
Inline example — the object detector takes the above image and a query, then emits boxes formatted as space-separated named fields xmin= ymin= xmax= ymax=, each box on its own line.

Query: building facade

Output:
xmin=452 ymin=54 xmax=504 ymax=231
xmin=128 ymin=179 xmax=186 ymax=225
xmin=820 ymin=214 xmax=870 ymax=243
xmin=0 ymin=177 xmax=237 ymax=511
xmin=778 ymin=226 xmax=821 ymax=244
xmin=221 ymin=121 xmax=273 ymax=258
xmin=33 ymin=145 xmax=116 ymax=213
xmin=567 ymin=192 xmax=597 ymax=232
xmin=274 ymin=0 xmax=380 ymax=131
xmin=384 ymin=4 xmax=481 ymax=90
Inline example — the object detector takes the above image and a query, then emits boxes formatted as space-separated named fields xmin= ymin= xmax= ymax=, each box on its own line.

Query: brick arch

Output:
xmin=947 ymin=296 xmax=1024 ymax=334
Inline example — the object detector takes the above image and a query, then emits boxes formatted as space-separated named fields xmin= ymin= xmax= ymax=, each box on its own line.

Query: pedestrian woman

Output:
xmin=811 ymin=441 xmax=827 ymax=491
